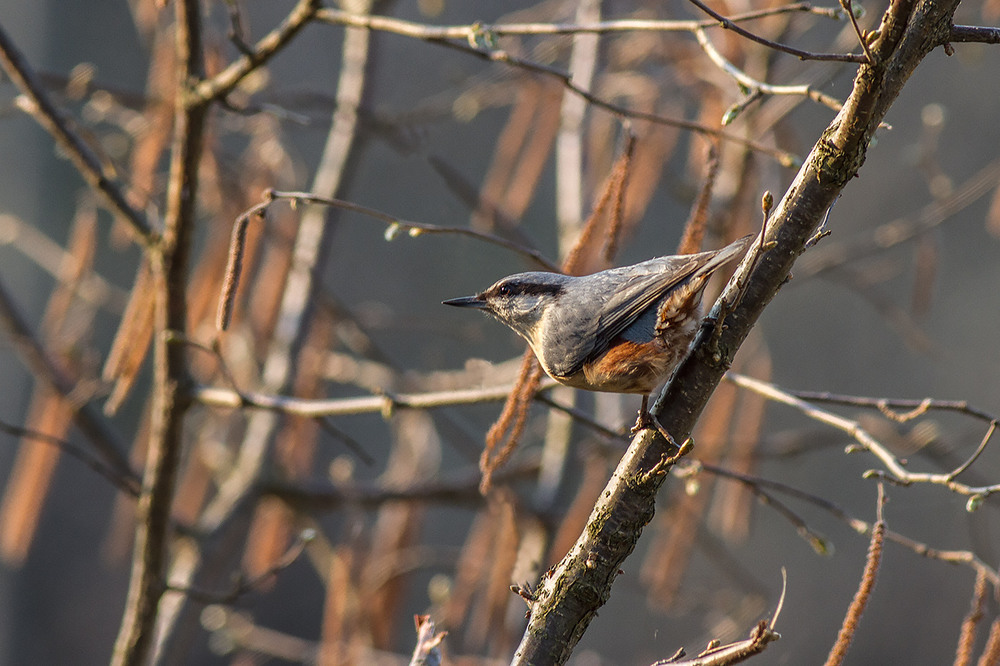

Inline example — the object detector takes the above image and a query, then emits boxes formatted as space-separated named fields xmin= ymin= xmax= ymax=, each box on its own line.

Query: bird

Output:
xmin=443 ymin=234 xmax=753 ymax=436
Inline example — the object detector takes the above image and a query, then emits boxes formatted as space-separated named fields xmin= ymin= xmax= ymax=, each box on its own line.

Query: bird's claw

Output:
xmin=632 ymin=409 xmax=677 ymax=448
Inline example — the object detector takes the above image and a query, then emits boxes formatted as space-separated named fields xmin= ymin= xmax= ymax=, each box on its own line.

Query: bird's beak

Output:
xmin=442 ymin=295 xmax=488 ymax=309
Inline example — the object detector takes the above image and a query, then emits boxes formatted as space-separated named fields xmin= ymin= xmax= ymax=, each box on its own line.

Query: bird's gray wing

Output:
xmin=592 ymin=236 xmax=751 ymax=352
xmin=540 ymin=255 xmax=704 ymax=378
xmin=592 ymin=255 xmax=705 ymax=344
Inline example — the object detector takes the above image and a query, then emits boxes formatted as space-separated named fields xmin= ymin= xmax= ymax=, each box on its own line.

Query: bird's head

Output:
xmin=443 ymin=271 xmax=569 ymax=345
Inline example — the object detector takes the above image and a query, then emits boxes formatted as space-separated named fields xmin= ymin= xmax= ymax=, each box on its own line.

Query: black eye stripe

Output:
xmin=490 ymin=280 xmax=564 ymax=298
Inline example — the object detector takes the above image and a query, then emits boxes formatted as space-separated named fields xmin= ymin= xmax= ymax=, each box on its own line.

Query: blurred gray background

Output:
xmin=0 ymin=1 xmax=998 ymax=664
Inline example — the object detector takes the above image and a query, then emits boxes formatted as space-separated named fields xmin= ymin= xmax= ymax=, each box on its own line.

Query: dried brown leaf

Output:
xmin=443 ymin=509 xmax=497 ymax=635
xmin=548 ymin=454 xmax=611 ymax=565
xmin=244 ymin=319 xmax=330 ymax=580
xmin=640 ymin=380 xmax=738 ymax=607
xmin=0 ymin=389 xmax=73 ymax=564
xmin=498 ymin=83 xmax=563 ymax=223
xmin=986 ymin=182 xmax=1000 ymax=239
xmin=319 ymin=546 xmax=360 ymax=666
xmin=709 ymin=340 xmax=772 ymax=541
xmin=470 ymin=82 xmax=539 ymax=231
xmin=42 ymin=195 xmax=98 ymax=333
xmin=911 ymin=233 xmax=937 ymax=318
xmin=102 ymin=260 xmax=155 ymax=415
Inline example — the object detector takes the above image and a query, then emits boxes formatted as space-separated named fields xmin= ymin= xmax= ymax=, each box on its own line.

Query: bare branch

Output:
xmin=0 ymin=24 xmax=155 ymax=243
xmin=314 ymin=8 xmax=804 ymax=166
xmin=191 ymin=0 xmax=321 ymax=104
xmin=268 ymin=189 xmax=559 ymax=271
xmin=694 ymin=461 xmax=1000 ymax=586
xmin=316 ymin=3 xmax=843 ymax=39
xmin=949 ymin=25 xmax=1000 ymax=44
xmin=148 ymin=9 xmax=378 ymax=661
xmin=694 ymin=27 xmax=850 ymax=116
xmin=839 ymin=0 xmax=875 ymax=64
xmin=654 ymin=620 xmax=780 ymax=665
xmin=111 ymin=0 xmax=208 ymax=663
xmin=727 ymin=373 xmax=1000 ymax=499
xmin=191 ymin=379 xmax=557 ymax=417
xmin=0 ymin=277 xmax=136 ymax=487
xmin=686 ymin=0 xmax=866 ymax=62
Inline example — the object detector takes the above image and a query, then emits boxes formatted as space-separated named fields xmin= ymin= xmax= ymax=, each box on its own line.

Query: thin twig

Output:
xmin=0 ymin=277 xmax=136 ymax=487
xmin=0 ymin=213 xmax=128 ymax=311
xmin=681 ymin=461 xmax=830 ymax=553
xmin=434 ymin=37 xmax=802 ymax=166
xmin=687 ymin=0 xmax=865 ymax=62
xmin=316 ymin=4 xmax=844 ymax=39
xmin=268 ymin=189 xmax=559 ymax=271
xmin=165 ymin=529 xmax=314 ymax=605
xmin=0 ymin=24 xmax=155 ymax=243
xmin=785 ymin=390 xmax=997 ymax=425
xmin=795 ymin=158 xmax=1000 ymax=281
xmin=949 ymin=25 xmax=1000 ymax=44
xmin=190 ymin=378 xmax=558 ymax=417
xmin=694 ymin=27 xmax=849 ymax=114
xmin=263 ymin=458 xmax=542 ymax=511
xmin=692 ymin=461 xmax=1000 ymax=586
xmin=314 ymin=8 xmax=804 ymax=166
xmin=727 ymin=373 xmax=1000 ymax=499
xmin=654 ymin=619 xmax=780 ymax=665
xmin=839 ymin=0 xmax=875 ymax=63
xmin=191 ymin=0 xmax=321 ymax=104
xmin=0 ymin=416 xmax=138 ymax=495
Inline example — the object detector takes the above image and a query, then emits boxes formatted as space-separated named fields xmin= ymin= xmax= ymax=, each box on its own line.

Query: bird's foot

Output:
xmin=631 ymin=408 xmax=677 ymax=448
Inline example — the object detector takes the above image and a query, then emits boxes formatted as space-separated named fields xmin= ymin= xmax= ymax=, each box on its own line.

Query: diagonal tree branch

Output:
xmin=686 ymin=0 xmax=866 ymax=62
xmin=511 ymin=0 xmax=963 ymax=662
xmin=191 ymin=0 xmax=321 ymax=105
xmin=147 ymin=3 xmax=377 ymax=663
xmin=949 ymin=25 xmax=1000 ymax=44
xmin=0 ymin=22 xmax=155 ymax=244
xmin=111 ymin=0 xmax=207 ymax=664
xmin=313 ymin=7 xmax=804 ymax=166
xmin=0 ymin=279 xmax=137 ymax=491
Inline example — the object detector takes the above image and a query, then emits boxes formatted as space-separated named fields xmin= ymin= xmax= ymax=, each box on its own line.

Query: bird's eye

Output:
xmin=497 ymin=283 xmax=511 ymax=296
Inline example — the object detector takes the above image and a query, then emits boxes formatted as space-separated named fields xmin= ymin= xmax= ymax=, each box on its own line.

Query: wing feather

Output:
xmin=538 ymin=236 xmax=751 ymax=379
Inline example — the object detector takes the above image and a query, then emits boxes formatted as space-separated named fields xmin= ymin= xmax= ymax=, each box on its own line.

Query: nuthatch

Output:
xmin=444 ymin=235 xmax=753 ymax=431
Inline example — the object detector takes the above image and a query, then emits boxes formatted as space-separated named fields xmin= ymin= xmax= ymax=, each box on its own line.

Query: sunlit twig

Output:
xmin=726 ymin=373 xmax=1000 ymax=500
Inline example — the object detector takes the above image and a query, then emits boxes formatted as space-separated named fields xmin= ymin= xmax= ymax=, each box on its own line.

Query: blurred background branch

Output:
xmin=0 ymin=0 xmax=997 ymax=664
